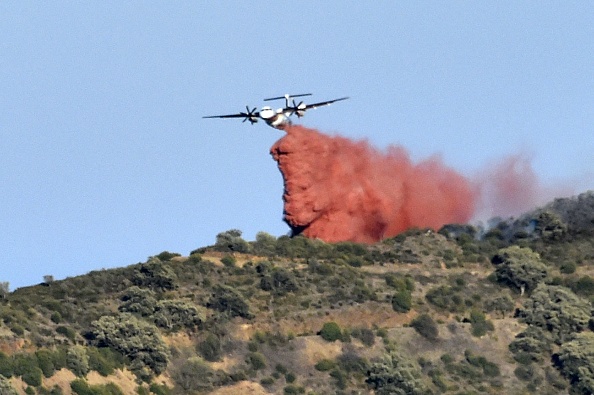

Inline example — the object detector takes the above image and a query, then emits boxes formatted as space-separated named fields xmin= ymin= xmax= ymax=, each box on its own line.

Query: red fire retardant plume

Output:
xmin=270 ymin=126 xmax=476 ymax=243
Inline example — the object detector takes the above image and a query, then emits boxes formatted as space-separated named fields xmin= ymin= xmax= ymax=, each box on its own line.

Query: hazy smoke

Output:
xmin=271 ymin=126 xmax=476 ymax=243
xmin=473 ymin=154 xmax=574 ymax=221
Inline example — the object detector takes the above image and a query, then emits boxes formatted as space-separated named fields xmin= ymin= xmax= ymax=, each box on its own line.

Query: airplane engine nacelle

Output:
xmin=259 ymin=107 xmax=275 ymax=119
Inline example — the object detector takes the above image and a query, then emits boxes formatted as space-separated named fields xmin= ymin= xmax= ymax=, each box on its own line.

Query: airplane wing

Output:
xmin=303 ymin=96 xmax=349 ymax=110
xmin=203 ymin=106 xmax=260 ymax=124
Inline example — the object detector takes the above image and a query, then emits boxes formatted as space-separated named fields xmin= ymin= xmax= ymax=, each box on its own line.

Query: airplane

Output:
xmin=203 ymin=93 xmax=349 ymax=130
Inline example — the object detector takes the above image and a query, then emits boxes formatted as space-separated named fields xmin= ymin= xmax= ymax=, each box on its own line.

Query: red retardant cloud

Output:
xmin=270 ymin=126 xmax=476 ymax=243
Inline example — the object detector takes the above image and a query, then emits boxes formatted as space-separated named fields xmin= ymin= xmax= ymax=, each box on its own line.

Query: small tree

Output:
xmin=492 ymin=246 xmax=548 ymax=295
xmin=207 ymin=285 xmax=253 ymax=319
xmin=214 ymin=229 xmax=249 ymax=253
xmin=517 ymin=284 xmax=591 ymax=344
xmin=91 ymin=313 xmax=170 ymax=378
xmin=410 ymin=314 xmax=439 ymax=341
xmin=319 ymin=322 xmax=343 ymax=342
xmin=366 ymin=351 xmax=427 ymax=395
xmin=556 ymin=332 xmax=594 ymax=395
xmin=0 ymin=282 xmax=9 ymax=299
xmin=67 ymin=346 xmax=90 ymax=377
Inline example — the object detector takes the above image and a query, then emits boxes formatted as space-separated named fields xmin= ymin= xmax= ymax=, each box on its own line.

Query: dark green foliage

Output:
xmin=155 ymin=251 xmax=180 ymax=262
xmin=468 ymin=309 xmax=494 ymax=337
xmin=571 ymin=275 xmax=594 ymax=297
xmin=247 ymin=352 xmax=266 ymax=370
xmin=132 ymin=258 xmax=178 ymax=291
xmin=197 ymin=333 xmax=222 ymax=362
xmin=426 ymin=285 xmax=465 ymax=312
xmin=119 ymin=286 xmax=157 ymax=316
xmin=22 ymin=366 xmax=43 ymax=387
xmin=153 ymin=299 xmax=204 ymax=331
xmin=214 ymin=229 xmax=250 ymax=253
xmin=555 ymin=332 xmax=594 ymax=395
xmin=483 ymin=294 xmax=515 ymax=316
xmin=391 ymin=289 xmax=412 ymax=313
xmin=260 ymin=268 xmax=299 ymax=296
xmin=283 ymin=384 xmax=305 ymax=394
xmin=35 ymin=349 xmax=56 ymax=378
xmin=56 ymin=325 xmax=76 ymax=341
xmin=172 ymin=357 xmax=216 ymax=393
xmin=366 ymin=351 xmax=427 ymax=395
xmin=87 ymin=347 xmax=122 ymax=377
xmin=67 ymin=346 xmax=90 ymax=377
xmin=319 ymin=322 xmax=342 ymax=342
xmin=252 ymin=232 xmax=277 ymax=256
xmin=517 ymin=284 xmax=590 ymax=344
xmin=464 ymin=350 xmax=500 ymax=378
xmin=410 ymin=313 xmax=439 ymax=341
xmin=91 ymin=313 xmax=170 ymax=378
xmin=0 ymin=352 xmax=13 ymax=378
xmin=315 ymin=359 xmax=336 ymax=372
xmin=492 ymin=246 xmax=549 ymax=294
xmin=509 ymin=326 xmax=552 ymax=363
xmin=148 ymin=383 xmax=171 ymax=395
xmin=207 ymin=285 xmax=253 ymax=319
xmin=220 ymin=255 xmax=236 ymax=268
xmin=533 ymin=210 xmax=567 ymax=241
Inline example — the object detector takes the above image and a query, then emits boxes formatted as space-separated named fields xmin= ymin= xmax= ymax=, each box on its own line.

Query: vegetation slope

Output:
xmin=1 ymin=191 xmax=594 ymax=395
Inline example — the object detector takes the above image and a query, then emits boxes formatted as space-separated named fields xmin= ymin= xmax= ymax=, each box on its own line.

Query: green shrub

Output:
xmin=35 ymin=349 xmax=56 ymax=378
xmin=206 ymin=285 xmax=253 ymax=319
xmin=366 ymin=351 xmax=427 ymax=395
xmin=247 ymin=352 xmax=267 ymax=370
xmin=148 ymin=383 xmax=171 ymax=395
xmin=197 ymin=333 xmax=222 ymax=362
xmin=67 ymin=346 xmax=90 ymax=377
xmin=391 ymin=290 xmax=412 ymax=313
xmin=172 ymin=357 xmax=215 ymax=393
xmin=410 ymin=314 xmax=439 ymax=341
xmin=0 ymin=352 xmax=14 ymax=378
xmin=469 ymin=309 xmax=494 ymax=337
xmin=319 ymin=322 xmax=342 ymax=342
xmin=220 ymin=255 xmax=236 ymax=268
xmin=556 ymin=332 xmax=594 ymax=395
xmin=91 ymin=313 xmax=170 ymax=378
xmin=314 ymin=359 xmax=336 ymax=372
xmin=491 ymin=246 xmax=548 ymax=294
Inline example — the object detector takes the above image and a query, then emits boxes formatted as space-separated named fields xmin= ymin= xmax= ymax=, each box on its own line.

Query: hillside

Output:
xmin=1 ymin=191 xmax=594 ymax=395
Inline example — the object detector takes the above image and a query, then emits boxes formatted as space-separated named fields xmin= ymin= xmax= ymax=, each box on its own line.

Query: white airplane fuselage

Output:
xmin=259 ymin=106 xmax=292 ymax=130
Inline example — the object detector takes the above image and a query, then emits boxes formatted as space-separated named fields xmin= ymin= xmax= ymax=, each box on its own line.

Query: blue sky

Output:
xmin=1 ymin=2 xmax=593 ymax=289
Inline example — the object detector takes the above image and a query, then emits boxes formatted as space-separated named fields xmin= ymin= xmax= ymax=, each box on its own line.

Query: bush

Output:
xmin=319 ymin=322 xmax=342 ymax=342
xmin=91 ymin=313 xmax=170 ymax=378
xmin=491 ymin=246 xmax=548 ymax=294
xmin=247 ymin=352 xmax=266 ymax=370
xmin=197 ymin=333 xmax=222 ymax=362
xmin=314 ymin=359 xmax=336 ymax=372
xmin=352 ymin=328 xmax=375 ymax=347
xmin=517 ymin=284 xmax=590 ymax=344
xmin=556 ymin=332 xmax=594 ymax=395
xmin=366 ymin=351 xmax=427 ymax=395
xmin=0 ymin=352 xmax=13 ymax=378
xmin=391 ymin=290 xmax=412 ymax=313
xmin=410 ymin=314 xmax=439 ymax=341
xmin=132 ymin=258 xmax=178 ymax=291
xmin=67 ymin=346 xmax=90 ymax=377
xmin=207 ymin=285 xmax=253 ymax=319
xmin=172 ymin=357 xmax=215 ymax=393
xmin=468 ymin=309 xmax=494 ymax=337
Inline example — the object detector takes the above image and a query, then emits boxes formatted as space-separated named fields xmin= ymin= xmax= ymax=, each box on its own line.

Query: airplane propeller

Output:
xmin=290 ymin=99 xmax=307 ymax=117
xmin=239 ymin=106 xmax=259 ymax=124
